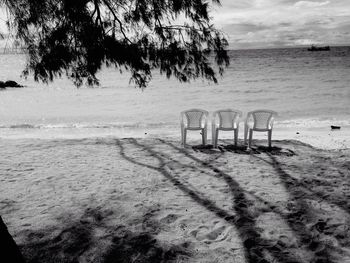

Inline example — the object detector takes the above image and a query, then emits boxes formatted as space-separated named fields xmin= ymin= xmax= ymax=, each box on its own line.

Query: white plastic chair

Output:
xmin=181 ymin=109 xmax=209 ymax=146
xmin=244 ymin=110 xmax=277 ymax=148
xmin=212 ymin=109 xmax=242 ymax=148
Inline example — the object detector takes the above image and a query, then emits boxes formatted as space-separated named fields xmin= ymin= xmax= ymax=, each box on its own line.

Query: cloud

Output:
xmin=294 ymin=1 xmax=330 ymax=8
xmin=223 ymin=23 xmax=270 ymax=34
xmin=212 ymin=0 xmax=350 ymax=48
xmin=0 ymin=1 xmax=348 ymax=49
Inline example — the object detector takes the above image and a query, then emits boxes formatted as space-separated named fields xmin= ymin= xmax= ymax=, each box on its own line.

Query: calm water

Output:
xmin=0 ymin=47 xmax=349 ymax=139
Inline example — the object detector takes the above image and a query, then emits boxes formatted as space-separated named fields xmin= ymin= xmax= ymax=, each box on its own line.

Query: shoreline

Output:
xmin=1 ymin=124 xmax=349 ymax=150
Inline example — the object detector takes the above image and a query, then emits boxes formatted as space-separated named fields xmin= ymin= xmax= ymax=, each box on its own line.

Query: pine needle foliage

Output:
xmin=1 ymin=0 xmax=229 ymax=87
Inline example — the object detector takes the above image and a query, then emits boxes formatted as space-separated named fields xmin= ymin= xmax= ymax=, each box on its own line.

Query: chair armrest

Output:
xmin=269 ymin=112 xmax=277 ymax=129
xmin=212 ymin=111 xmax=220 ymax=128
xmin=233 ymin=111 xmax=243 ymax=127
xmin=200 ymin=111 xmax=209 ymax=128
xmin=180 ymin=112 xmax=188 ymax=128
xmin=245 ymin=112 xmax=253 ymax=128
xmin=269 ymin=116 xmax=275 ymax=129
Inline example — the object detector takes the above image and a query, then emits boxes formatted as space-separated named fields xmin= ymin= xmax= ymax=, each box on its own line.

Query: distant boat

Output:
xmin=307 ymin=45 xmax=330 ymax=51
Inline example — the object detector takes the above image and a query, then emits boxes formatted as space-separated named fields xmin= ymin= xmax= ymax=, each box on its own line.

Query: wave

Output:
xmin=0 ymin=122 xmax=177 ymax=130
xmin=1 ymin=118 xmax=350 ymax=131
xmin=6 ymin=124 xmax=37 ymax=129
xmin=276 ymin=118 xmax=350 ymax=128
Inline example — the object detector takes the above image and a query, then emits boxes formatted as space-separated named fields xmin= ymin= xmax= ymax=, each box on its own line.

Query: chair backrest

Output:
xmin=181 ymin=109 xmax=208 ymax=128
xmin=213 ymin=109 xmax=242 ymax=129
xmin=249 ymin=110 xmax=277 ymax=130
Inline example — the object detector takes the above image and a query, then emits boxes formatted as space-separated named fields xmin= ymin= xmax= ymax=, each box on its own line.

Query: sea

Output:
xmin=1 ymin=47 xmax=350 ymax=149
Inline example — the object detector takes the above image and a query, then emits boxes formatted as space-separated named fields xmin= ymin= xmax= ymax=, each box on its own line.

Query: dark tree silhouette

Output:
xmin=0 ymin=216 xmax=25 ymax=263
xmin=1 ymin=0 xmax=229 ymax=87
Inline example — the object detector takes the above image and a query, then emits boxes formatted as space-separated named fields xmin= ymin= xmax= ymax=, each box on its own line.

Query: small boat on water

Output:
xmin=331 ymin=125 xmax=341 ymax=130
xmin=307 ymin=45 xmax=330 ymax=51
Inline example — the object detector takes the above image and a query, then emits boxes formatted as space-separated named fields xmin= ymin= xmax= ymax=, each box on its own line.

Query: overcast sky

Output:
xmin=212 ymin=0 xmax=350 ymax=49
xmin=1 ymin=0 xmax=350 ymax=49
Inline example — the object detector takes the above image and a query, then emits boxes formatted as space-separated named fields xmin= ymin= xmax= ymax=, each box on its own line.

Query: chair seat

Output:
xmin=185 ymin=127 xmax=205 ymax=131
xmin=248 ymin=127 xmax=272 ymax=132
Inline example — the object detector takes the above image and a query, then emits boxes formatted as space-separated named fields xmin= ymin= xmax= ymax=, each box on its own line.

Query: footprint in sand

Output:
xmin=160 ymin=214 xmax=180 ymax=224
xmin=191 ymin=225 xmax=230 ymax=243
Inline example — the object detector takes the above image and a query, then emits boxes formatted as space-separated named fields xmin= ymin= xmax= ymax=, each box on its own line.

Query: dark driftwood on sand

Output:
xmin=0 ymin=216 xmax=25 ymax=263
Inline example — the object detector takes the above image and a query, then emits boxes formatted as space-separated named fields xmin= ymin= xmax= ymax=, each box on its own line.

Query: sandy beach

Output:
xmin=1 ymin=0 xmax=349 ymax=262
xmin=1 ymin=137 xmax=349 ymax=262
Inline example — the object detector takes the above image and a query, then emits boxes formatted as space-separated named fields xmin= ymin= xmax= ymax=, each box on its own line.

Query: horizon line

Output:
xmin=227 ymin=44 xmax=350 ymax=51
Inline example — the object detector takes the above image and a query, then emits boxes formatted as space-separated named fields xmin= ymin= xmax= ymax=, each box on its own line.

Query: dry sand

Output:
xmin=0 ymin=137 xmax=350 ymax=263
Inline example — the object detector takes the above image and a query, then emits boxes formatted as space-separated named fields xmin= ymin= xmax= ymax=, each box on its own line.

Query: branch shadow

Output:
xmin=253 ymin=153 xmax=349 ymax=263
xmin=192 ymin=142 xmax=296 ymax=157
xmin=19 ymin=207 xmax=191 ymax=263
xmin=116 ymin=138 xmax=308 ymax=263
xmin=168 ymin=140 xmax=350 ymax=262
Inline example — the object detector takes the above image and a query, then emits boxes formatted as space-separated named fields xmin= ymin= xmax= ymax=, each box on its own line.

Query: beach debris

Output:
xmin=0 ymin=80 xmax=24 ymax=89
xmin=330 ymin=125 xmax=341 ymax=130
xmin=307 ymin=45 xmax=330 ymax=51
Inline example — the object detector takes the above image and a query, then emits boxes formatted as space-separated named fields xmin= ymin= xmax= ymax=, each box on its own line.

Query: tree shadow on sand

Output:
xmin=252 ymin=153 xmax=350 ymax=262
xmin=117 ymin=138 xmax=329 ymax=263
xmin=190 ymin=140 xmax=349 ymax=261
xmin=164 ymin=140 xmax=345 ymax=262
xmin=192 ymin=142 xmax=296 ymax=157
xmin=191 ymin=140 xmax=349 ymax=262
xmin=193 ymin=141 xmax=349 ymax=215
xmin=19 ymin=207 xmax=191 ymax=263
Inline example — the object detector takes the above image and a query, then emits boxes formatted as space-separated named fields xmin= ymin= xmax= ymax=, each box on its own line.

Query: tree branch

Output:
xmin=101 ymin=0 xmax=132 ymax=43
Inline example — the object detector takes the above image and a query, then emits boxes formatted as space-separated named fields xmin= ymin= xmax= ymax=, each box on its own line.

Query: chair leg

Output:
xmin=212 ymin=129 xmax=216 ymax=148
xmin=212 ymin=126 xmax=215 ymax=147
xmin=183 ymin=129 xmax=187 ymax=146
xmin=215 ymin=129 xmax=219 ymax=148
xmin=234 ymin=129 xmax=238 ymax=146
xmin=244 ymin=125 xmax=248 ymax=145
xmin=202 ymin=129 xmax=207 ymax=145
xmin=268 ymin=130 xmax=272 ymax=148
xmin=248 ymin=129 xmax=253 ymax=148
xmin=181 ymin=128 xmax=184 ymax=145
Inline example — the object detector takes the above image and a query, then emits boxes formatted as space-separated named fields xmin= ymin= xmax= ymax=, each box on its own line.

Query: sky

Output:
xmin=1 ymin=0 xmax=350 ymax=49
xmin=212 ymin=0 xmax=350 ymax=49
